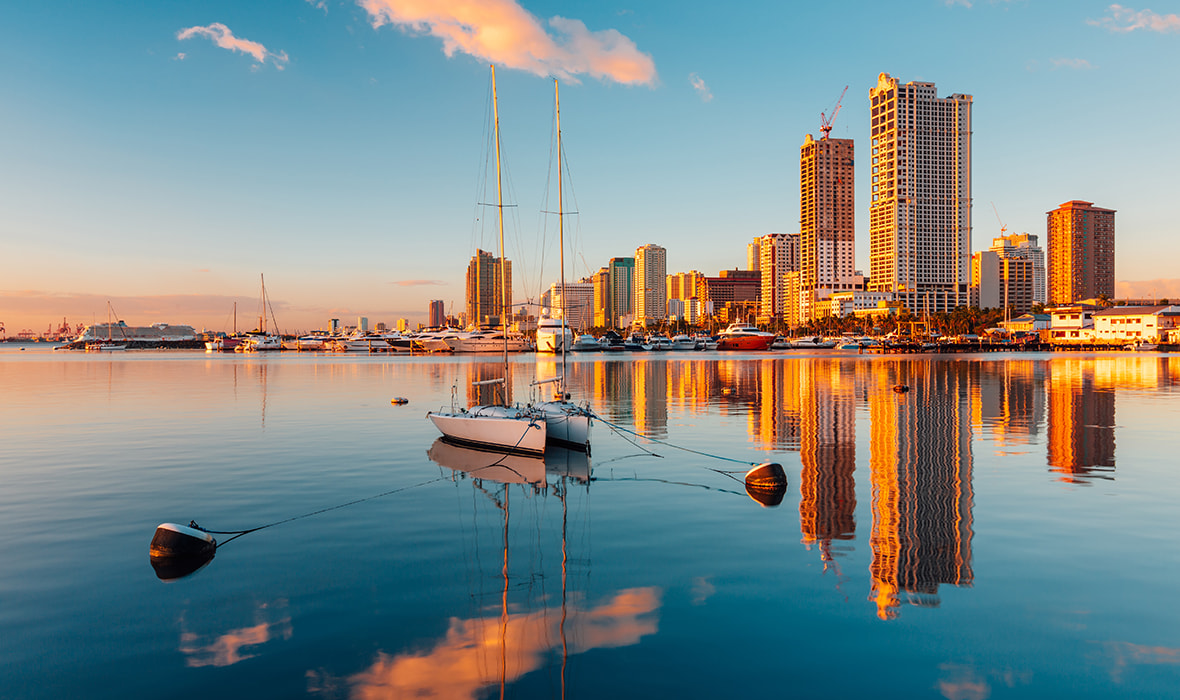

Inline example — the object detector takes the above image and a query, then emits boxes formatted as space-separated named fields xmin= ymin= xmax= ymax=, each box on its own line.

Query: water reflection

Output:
xmin=178 ymin=600 xmax=292 ymax=668
xmin=1048 ymin=359 xmax=1115 ymax=483
xmin=416 ymin=438 xmax=661 ymax=698
xmin=868 ymin=361 xmax=974 ymax=619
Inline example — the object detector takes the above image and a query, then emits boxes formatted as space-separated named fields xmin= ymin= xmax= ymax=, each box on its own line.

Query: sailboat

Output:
xmin=85 ymin=301 xmax=128 ymax=352
xmin=205 ymin=302 xmax=243 ymax=352
xmin=427 ymin=65 xmax=548 ymax=457
xmin=237 ymin=274 xmax=282 ymax=352
xmin=532 ymin=80 xmax=593 ymax=453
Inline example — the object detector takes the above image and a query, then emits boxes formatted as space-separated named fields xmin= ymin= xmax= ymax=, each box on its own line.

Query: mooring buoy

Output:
xmin=391 ymin=397 xmax=409 ymax=405
xmin=149 ymin=522 xmax=216 ymax=581
xmin=743 ymin=462 xmax=787 ymax=507
xmin=892 ymin=384 xmax=910 ymax=393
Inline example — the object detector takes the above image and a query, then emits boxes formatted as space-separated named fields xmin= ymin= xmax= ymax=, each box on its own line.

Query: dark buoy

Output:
xmin=746 ymin=481 xmax=785 ymax=507
xmin=391 ymin=397 xmax=409 ymax=405
xmin=892 ymin=384 xmax=910 ymax=393
xmin=721 ymin=387 xmax=735 ymax=396
xmin=744 ymin=462 xmax=787 ymax=507
xmin=150 ymin=522 xmax=216 ymax=581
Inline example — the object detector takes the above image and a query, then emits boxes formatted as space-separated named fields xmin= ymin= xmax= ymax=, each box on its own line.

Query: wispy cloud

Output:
xmin=357 ymin=0 xmax=657 ymax=85
xmin=1051 ymin=57 xmax=1094 ymax=69
xmin=176 ymin=23 xmax=290 ymax=69
xmin=394 ymin=279 xmax=447 ymax=286
xmin=946 ymin=0 xmax=973 ymax=8
xmin=306 ymin=0 xmax=329 ymax=12
xmin=1089 ymin=4 xmax=1180 ymax=33
xmin=688 ymin=72 xmax=713 ymax=102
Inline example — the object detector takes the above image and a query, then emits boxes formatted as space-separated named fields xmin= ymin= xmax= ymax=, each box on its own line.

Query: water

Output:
xmin=2 ymin=347 xmax=1179 ymax=698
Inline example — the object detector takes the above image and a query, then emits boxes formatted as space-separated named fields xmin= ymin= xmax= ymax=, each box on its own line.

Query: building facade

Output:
xmin=608 ymin=257 xmax=635 ymax=329
xmin=868 ymin=73 xmax=973 ymax=314
xmin=990 ymin=233 xmax=1046 ymax=306
xmin=757 ymin=232 xmax=800 ymax=325
xmin=544 ymin=280 xmax=595 ymax=331
xmin=800 ymin=134 xmax=855 ymax=322
xmin=1047 ymin=200 xmax=1115 ymax=305
xmin=465 ymin=249 xmax=511 ymax=327
xmin=428 ymin=300 xmax=446 ymax=328
xmin=634 ymin=245 xmax=667 ymax=326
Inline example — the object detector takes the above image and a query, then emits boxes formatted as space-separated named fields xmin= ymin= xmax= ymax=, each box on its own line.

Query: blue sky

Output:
xmin=3 ymin=1 xmax=1180 ymax=333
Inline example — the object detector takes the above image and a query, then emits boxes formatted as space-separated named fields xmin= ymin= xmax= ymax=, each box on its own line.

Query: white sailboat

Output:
xmin=237 ymin=274 xmax=282 ymax=352
xmin=533 ymin=80 xmax=592 ymax=453
xmin=427 ymin=65 xmax=548 ymax=457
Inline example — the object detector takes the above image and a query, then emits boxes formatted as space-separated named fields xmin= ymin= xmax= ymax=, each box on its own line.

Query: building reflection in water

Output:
xmin=797 ymin=360 xmax=858 ymax=565
xmin=868 ymin=361 xmax=974 ymax=620
xmin=1047 ymin=359 xmax=1116 ymax=483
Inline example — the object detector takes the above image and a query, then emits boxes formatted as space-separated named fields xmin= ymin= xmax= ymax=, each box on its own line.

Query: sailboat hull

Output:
xmin=428 ymin=406 xmax=548 ymax=456
xmin=536 ymin=401 xmax=592 ymax=452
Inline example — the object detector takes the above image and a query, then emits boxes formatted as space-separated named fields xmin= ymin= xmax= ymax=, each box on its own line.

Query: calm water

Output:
xmin=2 ymin=347 xmax=1179 ymax=699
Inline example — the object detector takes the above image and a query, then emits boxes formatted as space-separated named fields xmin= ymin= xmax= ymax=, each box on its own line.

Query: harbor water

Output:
xmin=1 ymin=347 xmax=1178 ymax=698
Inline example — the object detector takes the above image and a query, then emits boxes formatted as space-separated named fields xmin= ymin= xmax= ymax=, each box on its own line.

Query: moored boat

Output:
xmin=716 ymin=323 xmax=775 ymax=351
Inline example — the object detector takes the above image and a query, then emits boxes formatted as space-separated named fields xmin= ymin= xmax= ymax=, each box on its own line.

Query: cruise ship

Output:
xmin=70 ymin=321 xmax=199 ymax=348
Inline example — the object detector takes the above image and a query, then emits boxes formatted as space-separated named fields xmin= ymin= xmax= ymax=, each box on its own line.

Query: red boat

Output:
xmin=715 ymin=323 xmax=775 ymax=351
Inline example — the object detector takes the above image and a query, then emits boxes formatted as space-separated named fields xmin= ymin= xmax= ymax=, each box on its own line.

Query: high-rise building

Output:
xmin=465 ymin=249 xmax=511 ymax=327
xmin=970 ymin=251 xmax=1000 ymax=309
xmin=667 ymin=271 xmax=702 ymax=303
xmin=990 ymin=233 xmax=1046 ymax=306
xmin=544 ymin=279 xmax=595 ymax=331
xmin=1047 ymin=200 xmax=1115 ymax=305
xmin=747 ymin=239 xmax=761 ymax=272
xmin=757 ymin=233 xmax=799 ymax=325
xmin=800 ymin=133 xmax=855 ymax=321
xmin=591 ymin=267 xmax=611 ymax=328
xmin=634 ymin=244 xmax=667 ymax=326
xmin=608 ymin=257 xmax=635 ymax=328
xmin=868 ymin=73 xmax=973 ymax=314
xmin=428 ymin=300 xmax=445 ymax=328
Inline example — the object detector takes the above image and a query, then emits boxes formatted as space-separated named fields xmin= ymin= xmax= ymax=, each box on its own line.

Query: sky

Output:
xmin=3 ymin=0 xmax=1180 ymax=335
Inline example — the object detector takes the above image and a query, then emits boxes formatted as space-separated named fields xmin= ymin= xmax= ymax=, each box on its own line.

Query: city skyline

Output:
xmin=4 ymin=1 xmax=1180 ymax=333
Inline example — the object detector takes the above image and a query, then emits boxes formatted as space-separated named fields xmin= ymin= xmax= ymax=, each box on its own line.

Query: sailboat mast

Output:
xmin=492 ymin=65 xmax=509 ymax=389
xmin=260 ymin=273 xmax=266 ymax=334
xmin=555 ymin=79 xmax=568 ymax=392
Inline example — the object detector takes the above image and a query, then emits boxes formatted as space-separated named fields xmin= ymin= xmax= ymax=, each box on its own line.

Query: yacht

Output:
xmin=716 ymin=323 xmax=775 ymax=351
xmin=536 ymin=317 xmax=573 ymax=354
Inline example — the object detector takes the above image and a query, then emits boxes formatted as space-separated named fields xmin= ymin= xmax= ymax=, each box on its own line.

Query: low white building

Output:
xmin=1048 ymin=304 xmax=1099 ymax=343
xmin=1092 ymin=306 xmax=1180 ymax=343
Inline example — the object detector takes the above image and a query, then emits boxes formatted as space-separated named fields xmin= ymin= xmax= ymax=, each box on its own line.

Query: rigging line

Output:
xmin=202 ymin=476 xmax=446 ymax=546
xmin=590 ymin=411 xmax=759 ymax=466
xmin=597 ymin=474 xmax=744 ymax=498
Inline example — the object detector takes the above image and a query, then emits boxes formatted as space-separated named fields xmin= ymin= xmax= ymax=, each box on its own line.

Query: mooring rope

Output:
xmin=590 ymin=411 xmax=759 ymax=467
xmin=199 ymin=476 xmax=446 ymax=547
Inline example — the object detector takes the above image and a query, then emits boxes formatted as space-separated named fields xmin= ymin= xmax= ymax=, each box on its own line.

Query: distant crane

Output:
xmin=820 ymin=85 xmax=848 ymax=140
xmin=991 ymin=202 xmax=1007 ymax=235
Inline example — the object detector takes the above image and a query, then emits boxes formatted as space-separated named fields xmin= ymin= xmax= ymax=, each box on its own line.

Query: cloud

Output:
xmin=357 ymin=0 xmax=657 ymax=85
xmin=306 ymin=0 xmax=329 ymax=12
xmin=1050 ymin=57 xmax=1094 ymax=69
xmin=1089 ymin=4 xmax=1180 ymax=33
xmin=1117 ymin=278 xmax=1180 ymax=300
xmin=688 ymin=72 xmax=713 ymax=102
xmin=394 ymin=279 xmax=447 ymax=286
xmin=946 ymin=0 xmax=973 ymax=7
xmin=176 ymin=23 xmax=290 ymax=69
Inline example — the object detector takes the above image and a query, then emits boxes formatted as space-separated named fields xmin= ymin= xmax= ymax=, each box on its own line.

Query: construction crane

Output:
xmin=820 ymin=85 xmax=848 ymax=140
xmin=991 ymin=202 xmax=1007 ymax=235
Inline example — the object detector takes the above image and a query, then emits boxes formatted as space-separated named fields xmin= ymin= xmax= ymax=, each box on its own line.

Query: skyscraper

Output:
xmin=465 ymin=249 xmax=511 ymax=327
xmin=757 ymin=232 xmax=799 ymax=325
xmin=800 ymin=133 xmax=855 ymax=321
xmin=868 ymin=73 xmax=973 ymax=314
xmin=990 ymin=233 xmax=1046 ymax=306
xmin=608 ymin=257 xmax=635 ymax=328
xmin=1047 ymin=200 xmax=1115 ymax=305
xmin=428 ymin=300 xmax=445 ymax=328
xmin=634 ymin=244 xmax=667 ymax=326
